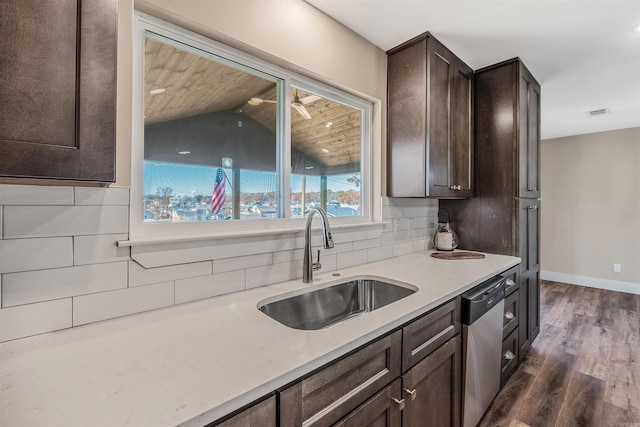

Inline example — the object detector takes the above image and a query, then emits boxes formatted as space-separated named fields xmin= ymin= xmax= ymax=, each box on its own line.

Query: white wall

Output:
xmin=0 ymin=1 xmax=440 ymax=342
xmin=540 ymin=127 xmax=640 ymax=294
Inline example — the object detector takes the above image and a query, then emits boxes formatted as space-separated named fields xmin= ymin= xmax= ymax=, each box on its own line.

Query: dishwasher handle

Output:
xmin=461 ymin=277 xmax=506 ymax=324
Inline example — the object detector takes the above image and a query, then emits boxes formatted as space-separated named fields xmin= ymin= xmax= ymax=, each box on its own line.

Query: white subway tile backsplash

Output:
xmin=352 ymin=237 xmax=381 ymax=251
xmin=393 ymin=241 xmax=415 ymax=257
xmin=382 ymin=204 xmax=403 ymax=219
xmin=0 ymin=299 xmax=72 ymax=342
xmin=4 ymin=206 xmax=128 ymax=238
xmin=0 ymin=184 xmax=74 ymax=205
xmin=413 ymin=239 xmax=429 ymax=252
xmin=246 ymin=261 xmax=299 ymax=289
xmin=0 ymin=237 xmax=73 ymax=273
xmin=337 ymin=250 xmax=368 ymax=269
xmin=326 ymin=241 xmax=354 ymax=254
xmin=129 ymin=260 xmax=212 ymax=287
xmin=412 ymin=217 xmax=430 ymax=229
xmin=272 ymin=248 xmax=304 ymax=264
xmin=74 ymin=234 xmax=130 ymax=265
xmin=175 ymin=270 xmax=245 ymax=304
xmin=73 ymin=281 xmax=174 ymax=326
xmin=212 ymin=253 xmax=272 ymax=274
xmin=1 ymin=206 xmax=3 ymax=238
xmin=2 ymin=262 xmax=127 ymax=307
xmin=131 ymin=234 xmax=299 ymax=268
xmin=74 ymin=187 xmax=130 ymax=206
xmin=367 ymin=245 xmax=393 ymax=263
xmin=317 ymin=252 xmax=337 ymax=273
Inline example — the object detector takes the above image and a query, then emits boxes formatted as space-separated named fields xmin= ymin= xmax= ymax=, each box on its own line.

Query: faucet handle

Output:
xmin=312 ymin=249 xmax=322 ymax=271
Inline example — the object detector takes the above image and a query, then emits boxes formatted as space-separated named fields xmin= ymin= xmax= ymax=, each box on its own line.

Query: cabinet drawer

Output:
xmin=333 ymin=379 xmax=402 ymax=427
xmin=279 ymin=330 xmax=401 ymax=427
xmin=503 ymin=289 xmax=519 ymax=339
xmin=501 ymin=266 xmax=519 ymax=297
xmin=402 ymin=298 xmax=460 ymax=372
xmin=501 ymin=328 xmax=519 ymax=387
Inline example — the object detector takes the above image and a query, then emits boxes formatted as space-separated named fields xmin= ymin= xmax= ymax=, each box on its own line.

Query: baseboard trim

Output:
xmin=541 ymin=271 xmax=640 ymax=295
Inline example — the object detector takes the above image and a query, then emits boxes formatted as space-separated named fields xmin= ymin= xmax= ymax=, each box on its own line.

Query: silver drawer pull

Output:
xmin=391 ymin=397 xmax=405 ymax=410
xmin=505 ymin=278 xmax=515 ymax=287
xmin=504 ymin=350 xmax=515 ymax=360
xmin=404 ymin=388 xmax=417 ymax=400
xmin=505 ymin=311 xmax=515 ymax=320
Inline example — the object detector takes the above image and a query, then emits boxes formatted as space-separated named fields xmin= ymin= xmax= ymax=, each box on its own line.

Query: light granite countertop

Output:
xmin=0 ymin=250 xmax=519 ymax=427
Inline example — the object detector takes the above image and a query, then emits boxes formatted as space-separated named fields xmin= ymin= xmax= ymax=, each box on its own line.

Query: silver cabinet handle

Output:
xmin=504 ymin=350 xmax=515 ymax=360
xmin=505 ymin=278 xmax=516 ymax=287
xmin=404 ymin=388 xmax=417 ymax=400
xmin=449 ymin=184 xmax=462 ymax=191
xmin=528 ymin=187 xmax=538 ymax=191
xmin=505 ymin=311 xmax=515 ymax=320
xmin=391 ymin=397 xmax=405 ymax=410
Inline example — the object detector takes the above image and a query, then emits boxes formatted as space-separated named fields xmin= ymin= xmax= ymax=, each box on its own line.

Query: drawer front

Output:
xmin=501 ymin=265 xmax=519 ymax=297
xmin=503 ymin=289 xmax=519 ymax=338
xmin=279 ymin=330 xmax=402 ymax=427
xmin=402 ymin=297 xmax=460 ymax=372
xmin=501 ymin=328 xmax=519 ymax=387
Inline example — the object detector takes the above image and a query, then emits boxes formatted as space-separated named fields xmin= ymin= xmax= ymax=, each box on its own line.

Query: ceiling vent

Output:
xmin=586 ymin=107 xmax=611 ymax=117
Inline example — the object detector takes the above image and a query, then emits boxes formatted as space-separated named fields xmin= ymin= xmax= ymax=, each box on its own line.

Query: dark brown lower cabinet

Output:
xmin=334 ymin=379 xmax=402 ymax=427
xmin=402 ymin=336 xmax=461 ymax=427
xmin=208 ymin=395 xmax=276 ymax=427
xmin=279 ymin=331 xmax=402 ymax=427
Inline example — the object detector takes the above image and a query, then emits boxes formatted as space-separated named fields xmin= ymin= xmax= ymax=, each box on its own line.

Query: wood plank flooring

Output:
xmin=479 ymin=280 xmax=640 ymax=427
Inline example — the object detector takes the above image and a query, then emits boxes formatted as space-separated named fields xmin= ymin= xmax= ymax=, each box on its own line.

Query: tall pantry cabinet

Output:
xmin=441 ymin=58 xmax=541 ymax=361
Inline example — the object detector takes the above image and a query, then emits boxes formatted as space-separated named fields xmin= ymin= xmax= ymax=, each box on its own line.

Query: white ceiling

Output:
xmin=306 ymin=0 xmax=640 ymax=139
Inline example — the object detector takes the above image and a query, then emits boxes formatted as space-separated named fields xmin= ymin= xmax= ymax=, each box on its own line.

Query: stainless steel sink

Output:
xmin=258 ymin=277 xmax=417 ymax=330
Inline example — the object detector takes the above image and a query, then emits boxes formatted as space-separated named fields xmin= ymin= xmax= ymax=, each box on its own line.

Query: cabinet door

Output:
xmin=0 ymin=0 xmax=116 ymax=182
xmin=449 ymin=57 xmax=474 ymax=198
xmin=427 ymin=38 xmax=455 ymax=197
xmin=518 ymin=65 xmax=541 ymax=199
xmin=518 ymin=198 xmax=540 ymax=359
xmin=211 ymin=396 xmax=276 ymax=427
xmin=334 ymin=379 xmax=402 ymax=427
xmin=280 ymin=331 xmax=401 ymax=427
xmin=403 ymin=336 xmax=461 ymax=427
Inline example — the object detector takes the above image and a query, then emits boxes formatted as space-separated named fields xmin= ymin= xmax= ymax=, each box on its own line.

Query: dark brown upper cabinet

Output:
xmin=387 ymin=32 xmax=473 ymax=198
xmin=0 ymin=0 xmax=117 ymax=183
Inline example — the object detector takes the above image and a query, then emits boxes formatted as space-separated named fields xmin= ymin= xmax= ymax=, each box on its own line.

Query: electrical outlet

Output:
xmin=613 ymin=263 xmax=621 ymax=273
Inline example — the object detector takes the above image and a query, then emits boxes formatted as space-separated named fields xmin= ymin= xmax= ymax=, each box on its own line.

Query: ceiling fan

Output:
xmin=247 ymin=90 xmax=320 ymax=119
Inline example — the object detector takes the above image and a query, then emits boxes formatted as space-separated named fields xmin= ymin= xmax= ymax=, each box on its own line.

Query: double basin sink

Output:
xmin=258 ymin=276 xmax=417 ymax=330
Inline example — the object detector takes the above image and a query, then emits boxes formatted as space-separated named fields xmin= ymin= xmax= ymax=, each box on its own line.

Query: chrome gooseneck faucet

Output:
xmin=303 ymin=207 xmax=334 ymax=283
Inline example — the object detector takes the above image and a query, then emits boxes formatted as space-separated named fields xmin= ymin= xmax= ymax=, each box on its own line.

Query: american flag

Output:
xmin=210 ymin=168 xmax=226 ymax=215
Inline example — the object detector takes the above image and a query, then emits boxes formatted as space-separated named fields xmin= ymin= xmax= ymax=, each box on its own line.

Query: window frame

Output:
xmin=130 ymin=13 xmax=373 ymax=240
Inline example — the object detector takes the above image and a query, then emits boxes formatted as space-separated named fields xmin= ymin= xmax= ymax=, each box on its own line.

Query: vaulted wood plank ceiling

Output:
xmin=144 ymin=38 xmax=361 ymax=168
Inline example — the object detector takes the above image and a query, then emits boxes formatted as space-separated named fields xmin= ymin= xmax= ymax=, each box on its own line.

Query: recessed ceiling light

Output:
xmin=305 ymin=166 xmax=314 ymax=170
xmin=322 ymin=148 xmax=329 ymax=153
xmin=177 ymin=150 xmax=191 ymax=155
xmin=150 ymin=88 xmax=166 ymax=95
xmin=633 ymin=24 xmax=640 ymax=33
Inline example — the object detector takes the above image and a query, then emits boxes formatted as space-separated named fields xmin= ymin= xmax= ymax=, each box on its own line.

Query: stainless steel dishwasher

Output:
xmin=461 ymin=276 xmax=506 ymax=427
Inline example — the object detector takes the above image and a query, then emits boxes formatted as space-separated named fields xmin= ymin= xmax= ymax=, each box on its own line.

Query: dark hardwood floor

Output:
xmin=479 ymin=280 xmax=640 ymax=427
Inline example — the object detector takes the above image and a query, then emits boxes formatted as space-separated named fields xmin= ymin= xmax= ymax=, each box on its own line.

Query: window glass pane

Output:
xmin=143 ymin=32 xmax=282 ymax=222
xmin=290 ymin=87 xmax=362 ymax=217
